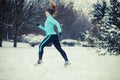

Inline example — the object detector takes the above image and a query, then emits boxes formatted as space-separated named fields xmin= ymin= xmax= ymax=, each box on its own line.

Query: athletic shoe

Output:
xmin=34 ymin=60 xmax=42 ymax=66
xmin=64 ymin=61 xmax=71 ymax=67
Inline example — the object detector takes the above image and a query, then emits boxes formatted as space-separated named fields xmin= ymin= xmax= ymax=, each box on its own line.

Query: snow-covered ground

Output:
xmin=0 ymin=42 xmax=120 ymax=80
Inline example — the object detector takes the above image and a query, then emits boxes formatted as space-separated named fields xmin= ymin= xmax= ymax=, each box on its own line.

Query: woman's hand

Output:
xmin=58 ymin=32 xmax=62 ymax=41
xmin=59 ymin=32 xmax=61 ymax=36
xmin=36 ymin=23 xmax=40 ymax=26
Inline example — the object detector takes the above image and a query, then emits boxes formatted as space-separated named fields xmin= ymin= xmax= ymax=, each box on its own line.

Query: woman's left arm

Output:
xmin=50 ymin=18 xmax=62 ymax=33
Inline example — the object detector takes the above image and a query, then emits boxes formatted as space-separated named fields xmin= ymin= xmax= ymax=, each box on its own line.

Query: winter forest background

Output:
xmin=0 ymin=0 xmax=120 ymax=55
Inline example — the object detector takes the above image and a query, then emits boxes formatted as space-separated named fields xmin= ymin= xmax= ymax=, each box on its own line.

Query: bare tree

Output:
xmin=56 ymin=1 xmax=90 ymax=39
xmin=0 ymin=0 xmax=10 ymax=47
xmin=0 ymin=0 xmax=48 ymax=47
xmin=12 ymin=0 xmax=49 ymax=47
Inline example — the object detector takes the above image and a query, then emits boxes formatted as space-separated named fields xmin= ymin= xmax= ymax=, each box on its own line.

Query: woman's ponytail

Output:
xmin=49 ymin=1 xmax=56 ymax=14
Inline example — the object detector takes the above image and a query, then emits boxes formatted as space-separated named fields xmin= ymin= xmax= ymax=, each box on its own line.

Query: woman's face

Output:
xmin=45 ymin=11 xmax=50 ymax=17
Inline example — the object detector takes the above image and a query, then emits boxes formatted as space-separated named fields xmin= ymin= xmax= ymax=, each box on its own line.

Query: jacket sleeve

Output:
xmin=38 ymin=25 xmax=45 ymax=31
xmin=49 ymin=18 xmax=62 ymax=33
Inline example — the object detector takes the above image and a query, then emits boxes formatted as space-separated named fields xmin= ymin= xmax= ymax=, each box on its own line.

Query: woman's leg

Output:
xmin=53 ymin=35 xmax=68 ymax=62
xmin=38 ymin=35 xmax=52 ymax=61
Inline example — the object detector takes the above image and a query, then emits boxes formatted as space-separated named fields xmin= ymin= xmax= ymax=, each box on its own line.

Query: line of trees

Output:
xmin=0 ymin=0 xmax=90 ymax=47
xmin=56 ymin=1 xmax=90 ymax=39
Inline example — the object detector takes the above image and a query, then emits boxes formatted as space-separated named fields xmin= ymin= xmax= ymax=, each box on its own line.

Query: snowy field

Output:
xmin=0 ymin=42 xmax=120 ymax=80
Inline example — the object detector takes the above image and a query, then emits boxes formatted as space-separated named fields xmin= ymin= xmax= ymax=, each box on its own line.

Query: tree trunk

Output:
xmin=13 ymin=26 xmax=18 ymax=47
xmin=6 ymin=29 xmax=8 ymax=41
xmin=0 ymin=31 xmax=2 ymax=47
xmin=0 ymin=23 xmax=4 ymax=47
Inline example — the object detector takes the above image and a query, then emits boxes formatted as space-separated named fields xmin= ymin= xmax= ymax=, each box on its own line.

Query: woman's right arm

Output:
xmin=37 ymin=25 xmax=45 ymax=31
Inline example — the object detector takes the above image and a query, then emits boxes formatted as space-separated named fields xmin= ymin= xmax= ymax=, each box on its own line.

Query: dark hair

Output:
xmin=47 ymin=2 xmax=56 ymax=15
xmin=50 ymin=2 xmax=56 ymax=13
xmin=47 ymin=8 xmax=54 ymax=15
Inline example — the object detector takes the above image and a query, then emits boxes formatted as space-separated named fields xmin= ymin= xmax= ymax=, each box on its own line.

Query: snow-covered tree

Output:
xmin=90 ymin=0 xmax=120 ymax=55
xmin=89 ymin=0 xmax=107 ymax=47
xmin=100 ymin=0 xmax=120 ymax=54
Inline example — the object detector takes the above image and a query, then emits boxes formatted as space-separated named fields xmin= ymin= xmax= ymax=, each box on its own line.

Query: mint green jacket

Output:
xmin=38 ymin=15 xmax=62 ymax=36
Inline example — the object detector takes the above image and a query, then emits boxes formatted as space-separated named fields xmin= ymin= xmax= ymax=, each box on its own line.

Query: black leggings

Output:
xmin=38 ymin=34 xmax=68 ymax=62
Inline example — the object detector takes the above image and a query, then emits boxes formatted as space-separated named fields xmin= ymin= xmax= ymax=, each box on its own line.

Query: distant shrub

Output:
xmin=61 ymin=39 xmax=77 ymax=46
xmin=19 ymin=34 xmax=45 ymax=47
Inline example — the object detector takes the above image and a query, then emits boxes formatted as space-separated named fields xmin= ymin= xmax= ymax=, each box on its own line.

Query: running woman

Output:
xmin=35 ymin=2 xmax=70 ymax=66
